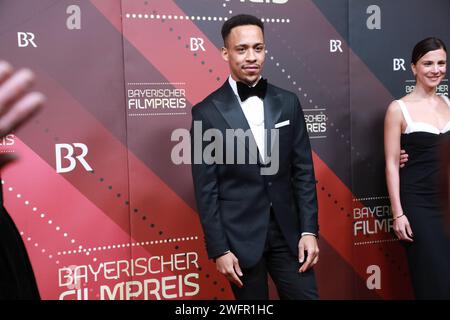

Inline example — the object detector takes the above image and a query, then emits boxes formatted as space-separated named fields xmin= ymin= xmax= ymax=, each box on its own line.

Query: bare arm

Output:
xmin=384 ymin=101 xmax=413 ymax=241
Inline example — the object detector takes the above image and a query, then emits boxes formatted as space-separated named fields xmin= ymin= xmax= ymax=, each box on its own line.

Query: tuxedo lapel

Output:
xmin=212 ymin=82 xmax=259 ymax=162
xmin=213 ymin=82 xmax=250 ymax=132
xmin=263 ymin=86 xmax=283 ymax=157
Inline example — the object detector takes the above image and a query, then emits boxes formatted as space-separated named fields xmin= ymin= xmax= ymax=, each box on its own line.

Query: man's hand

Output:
xmin=298 ymin=235 xmax=319 ymax=273
xmin=0 ymin=61 xmax=44 ymax=168
xmin=399 ymin=149 xmax=408 ymax=168
xmin=215 ymin=252 xmax=243 ymax=288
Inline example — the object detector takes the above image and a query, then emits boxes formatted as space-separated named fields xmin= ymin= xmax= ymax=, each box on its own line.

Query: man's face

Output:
xmin=222 ymin=25 xmax=265 ymax=85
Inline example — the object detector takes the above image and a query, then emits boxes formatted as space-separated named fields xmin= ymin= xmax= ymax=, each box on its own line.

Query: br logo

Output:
xmin=393 ymin=58 xmax=406 ymax=71
xmin=17 ymin=32 xmax=37 ymax=48
xmin=55 ymin=143 xmax=93 ymax=173
xmin=329 ymin=40 xmax=343 ymax=53
xmin=190 ymin=38 xmax=205 ymax=51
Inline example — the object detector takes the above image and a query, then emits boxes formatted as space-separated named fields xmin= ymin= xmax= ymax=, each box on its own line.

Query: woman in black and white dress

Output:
xmin=384 ymin=37 xmax=450 ymax=299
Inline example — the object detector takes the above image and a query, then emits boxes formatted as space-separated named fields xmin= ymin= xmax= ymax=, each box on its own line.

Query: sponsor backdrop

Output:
xmin=0 ymin=0 xmax=448 ymax=300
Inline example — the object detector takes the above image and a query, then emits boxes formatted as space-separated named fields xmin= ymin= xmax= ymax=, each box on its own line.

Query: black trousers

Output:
xmin=230 ymin=211 xmax=318 ymax=300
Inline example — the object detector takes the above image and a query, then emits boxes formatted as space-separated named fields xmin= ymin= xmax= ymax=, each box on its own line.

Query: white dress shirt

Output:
xmin=228 ymin=76 xmax=266 ymax=162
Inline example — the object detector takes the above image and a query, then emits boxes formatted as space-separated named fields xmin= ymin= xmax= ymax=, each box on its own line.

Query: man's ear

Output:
xmin=221 ymin=47 xmax=229 ymax=62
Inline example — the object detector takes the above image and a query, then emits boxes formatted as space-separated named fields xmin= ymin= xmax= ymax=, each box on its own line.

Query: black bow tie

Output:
xmin=236 ymin=78 xmax=267 ymax=102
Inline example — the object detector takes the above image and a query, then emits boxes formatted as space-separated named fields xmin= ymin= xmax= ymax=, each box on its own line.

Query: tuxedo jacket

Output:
xmin=190 ymin=80 xmax=318 ymax=268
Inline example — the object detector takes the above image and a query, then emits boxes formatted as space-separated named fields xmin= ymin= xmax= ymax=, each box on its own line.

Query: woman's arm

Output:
xmin=384 ymin=101 xmax=413 ymax=241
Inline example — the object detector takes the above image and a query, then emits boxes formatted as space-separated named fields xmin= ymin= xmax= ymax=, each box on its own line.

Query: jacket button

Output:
xmin=268 ymin=182 xmax=272 ymax=187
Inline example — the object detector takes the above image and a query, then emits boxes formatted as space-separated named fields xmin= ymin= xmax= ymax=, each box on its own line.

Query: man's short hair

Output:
xmin=221 ymin=14 xmax=264 ymax=46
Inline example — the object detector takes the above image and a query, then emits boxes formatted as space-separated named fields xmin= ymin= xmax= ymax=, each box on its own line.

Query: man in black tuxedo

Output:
xmin=190 ymin=14 xmax=319 ymax=300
